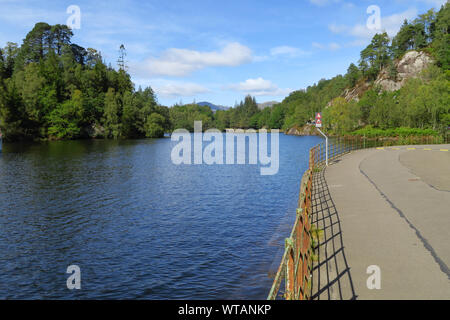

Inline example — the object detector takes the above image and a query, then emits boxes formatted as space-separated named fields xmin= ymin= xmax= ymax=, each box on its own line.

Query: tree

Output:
xmin=145 ymin=113 xmax=165 ymax=138
xmin=214 ymin=109 xmax=230 ymax=131
xmin=323 ymin=97 xmax=361 ymax=134
xmin=0 ymin=79 xmax=26 ymax=140
xmin=368 ymin=91 xmax=402 ymax=129
xmin=432 ymin=3 xmax=450 ymax=70
xmin=346 ymin=63 xmax=361 ymax=87
xmin=121 ymin=91 xmax=139 ymax=138
xmin=244 ymin=95 xmax=258 ymax=119
xmin=416 ymin=9 xmax=436 ymax=43
xmin=70 ymin=44 xmax=87 ymax=65
xmin=117 ymin=44 xmax=127 ymax=71
xmin=359 ymin=33 xmax=391 ymax=81
xmin=268 ymin=104 xmax=285 ymax=129
xmin=50 ymin=24 xmax=73 ymax=55
xmin=85 ymin=48 xmax=102 ymax=68
xmin=48 ymin=89 xmax=83 ymax=139
xmin=357 ymin=89 xmax=378 ymax=124
xmin=0 ymin=49 xmax=4 ymax=80
xmin=392 ymin=20 xmax=415 ymax=59
xmin=103 ymin=88 xmax=121 ymax=139
xmin=15 ymin=62 xmax=45 ymax=126
xmin=16 ymin=22 xmax=52 ymax=67
xmin=3 ymin=42 xmax=19 ymax=78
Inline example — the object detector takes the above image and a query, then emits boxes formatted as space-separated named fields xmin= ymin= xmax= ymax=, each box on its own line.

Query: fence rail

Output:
xmin=268 ymin=132 xmax=449 ymax=300
xmin=267 ymin=148 xmax=315 ymax=300
xmin=314 ymin=134 xmax=449 ymax=166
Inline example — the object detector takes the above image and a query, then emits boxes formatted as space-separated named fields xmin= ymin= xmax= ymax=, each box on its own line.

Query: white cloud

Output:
xmin=137 ymin=42 xmax=253 ymax=77
xmin=312 ymin=42 xmax=341 ymax=50
xmin=229 ymin=78 xmax=292 ymax=96
xmin=329 ymin=8 xmax=418 ymax=42
xmin=155 ymin=82 xmax=211 ymax=98
xmin=312 ymin=42 xmax=325 ymax=49
xmin=309 ymin=0 xmax=341 ymax=6
xmin=270 ymin=46 xmax=309 ymax=57
xmin=0 ymin=4 xmax=61 ymax=27
xmin=253 ymin=55 xmax=270 ymax=62
xmin=329 ymin=42 xmax=341 ymax=50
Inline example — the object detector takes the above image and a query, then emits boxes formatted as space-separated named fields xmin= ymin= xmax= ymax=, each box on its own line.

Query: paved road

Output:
xmin=324 ymin=145 xmax=450 ymax=299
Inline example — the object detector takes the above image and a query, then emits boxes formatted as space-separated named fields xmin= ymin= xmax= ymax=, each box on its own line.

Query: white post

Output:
xmin=317 ymin=128 xmax=328 ymax=166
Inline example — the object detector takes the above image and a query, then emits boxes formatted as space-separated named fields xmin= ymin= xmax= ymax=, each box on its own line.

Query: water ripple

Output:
xmin=0 ymin=135 xmax=322 ymax=299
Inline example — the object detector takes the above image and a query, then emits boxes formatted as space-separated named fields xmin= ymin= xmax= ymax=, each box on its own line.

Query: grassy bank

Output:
xmin=327 ymin=127 xmax=449 ymax=146
xmin=350 ymin=126 xmax=441 ymax=138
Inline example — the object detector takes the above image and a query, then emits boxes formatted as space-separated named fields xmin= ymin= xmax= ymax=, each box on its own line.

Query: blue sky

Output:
xmin=0 ymin=0 xmax=447 ymax=106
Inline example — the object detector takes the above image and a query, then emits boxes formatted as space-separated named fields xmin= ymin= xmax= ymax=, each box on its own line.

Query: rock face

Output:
xmin=341 ymin=81 xmax=372 ymax=103
xmin=292 ymin=50 xmax=434 ymax=135
xmin=285 ymin=124 xmax=320 ymax=136
xmin=374 ymin=50 xmax=434 ymax=92
xmin=338 ymin=50 xmax=434 ymax=103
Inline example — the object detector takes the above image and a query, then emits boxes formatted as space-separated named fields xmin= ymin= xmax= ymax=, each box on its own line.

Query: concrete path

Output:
xmin=317 ymin=145 xmax=450 ymax=300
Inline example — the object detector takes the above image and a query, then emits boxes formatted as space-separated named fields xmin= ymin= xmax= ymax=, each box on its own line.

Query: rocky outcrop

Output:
xmin=341 ymin=81 xmax=372 ymax=103
xmin=374 ymin=50 xmax=434 ymax=92
xmin=295 ymin=50 xmax=435 ymax=133
xmin=335 ymin=50 xmax=434 ymax=105
xmin=285 ymin=124 xmax=320 ymax=136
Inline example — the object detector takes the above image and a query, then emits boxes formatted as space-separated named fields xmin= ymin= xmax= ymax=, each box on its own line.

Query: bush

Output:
xmin=351 ymin=126 xmax=440 ymax=138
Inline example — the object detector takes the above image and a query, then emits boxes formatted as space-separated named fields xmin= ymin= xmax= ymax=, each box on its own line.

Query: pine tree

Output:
xmin=117 ymin=44 xmax=127 ymax=71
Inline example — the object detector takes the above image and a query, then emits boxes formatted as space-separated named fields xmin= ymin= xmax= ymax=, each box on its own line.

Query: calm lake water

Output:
xmin=0 ymin=134 xmax=322 ymax=299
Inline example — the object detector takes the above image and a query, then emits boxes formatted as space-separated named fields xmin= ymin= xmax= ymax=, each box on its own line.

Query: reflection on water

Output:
xmin=0 ymin=135 xmax=322 ymax=299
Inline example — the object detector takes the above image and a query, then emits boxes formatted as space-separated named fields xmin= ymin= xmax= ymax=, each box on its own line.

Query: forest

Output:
xmin=0 ymin=3 xmax=448 ymax=141
xmin=0 ymin=23 xmax=170 ymax=141
xmin=153 ymin=3 xmax=450 ymax=137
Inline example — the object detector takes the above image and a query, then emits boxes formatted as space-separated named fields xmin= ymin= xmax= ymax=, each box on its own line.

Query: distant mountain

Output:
xmin=257 ymin=101 xmax=279 ymax=110
xmin=197 ymin=101 xmax=230 ymax=112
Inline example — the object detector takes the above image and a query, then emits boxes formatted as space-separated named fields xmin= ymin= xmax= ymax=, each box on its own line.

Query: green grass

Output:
xmin=350 ymin=126 xmax=440 ymax=138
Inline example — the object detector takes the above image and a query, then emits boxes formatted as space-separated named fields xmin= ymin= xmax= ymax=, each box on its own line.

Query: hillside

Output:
xmin=281 ymin=3 xmax=449 ymax=136
xmin=339 ymin=50 xmax=434 ymax=103
xmin=196 ymin=101 xmax=230 ymax=112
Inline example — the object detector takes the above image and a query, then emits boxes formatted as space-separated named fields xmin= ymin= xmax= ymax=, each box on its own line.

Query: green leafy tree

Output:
xmin=268 ymin=104 xmax=285 ymax=129
xmin=103 ymin=88 xmax=121 ymax=139
xmin=48 ymin=89 xmax=83 ymax=139
xmin=431 ymin=3 xmax=450 ymax=70
xmin=0 ymin=79 xmax=26 ymax=140
xmin=145 ymin=113 xmax=166 ymax=138
xmin=121 ymin=91 xmax=140 ymax=138
xmin=360 ymin=33 xmax=391 ymax=80
xmin=346 ymin=63 xmax=361 ymax=87
xmin=323 ymin=97 xmax=361 ymax=134
xmin=391 ymin=20 xmax=415 ymax=59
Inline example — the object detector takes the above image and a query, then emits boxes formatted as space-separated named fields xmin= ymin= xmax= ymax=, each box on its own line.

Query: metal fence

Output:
xmin=314 ymin=133 xmax=450 ymax=165
xmin=267 ymin=148 xmax=315 ymax=300
xmin=268 ymin=132 xmax=449 ymax=300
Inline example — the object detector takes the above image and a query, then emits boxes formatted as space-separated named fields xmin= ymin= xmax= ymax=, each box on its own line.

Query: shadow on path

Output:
xmin=310 ymin=167 xmax=357 ymax=300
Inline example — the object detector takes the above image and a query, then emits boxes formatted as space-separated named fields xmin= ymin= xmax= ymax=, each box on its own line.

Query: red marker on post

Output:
xmin=315 ymin=113 xmax=328 ymax=166
xmin=315 ymin=113 xmax=322 ymax=128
